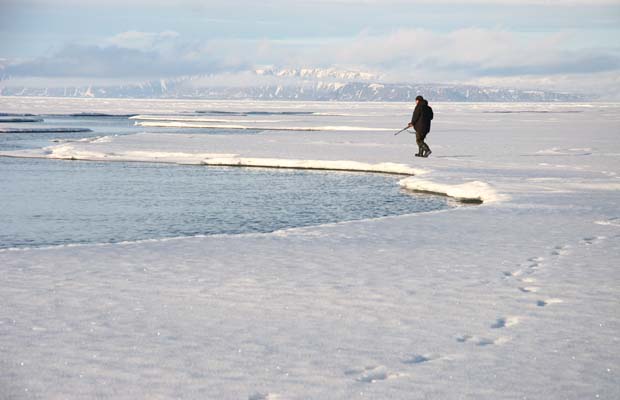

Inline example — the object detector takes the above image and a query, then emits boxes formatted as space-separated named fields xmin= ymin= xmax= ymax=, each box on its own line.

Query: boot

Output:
xmin=422 ymin=144 xmax=432 ymax=157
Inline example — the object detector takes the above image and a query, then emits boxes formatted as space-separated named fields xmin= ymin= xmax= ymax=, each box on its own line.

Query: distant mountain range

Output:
xmin=0 ymin=68 xmax=585 ymax=102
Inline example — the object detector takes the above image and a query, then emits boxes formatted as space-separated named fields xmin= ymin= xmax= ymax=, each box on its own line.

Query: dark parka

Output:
xmin=411 ymin=100 xmax=434 ymax=134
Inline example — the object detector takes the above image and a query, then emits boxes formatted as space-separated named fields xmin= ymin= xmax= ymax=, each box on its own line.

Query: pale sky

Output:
xmin=1 ymin=0 xmax=619 ymax=97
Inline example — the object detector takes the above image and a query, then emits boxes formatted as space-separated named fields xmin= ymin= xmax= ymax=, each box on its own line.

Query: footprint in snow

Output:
xmin=503 ymin=267 xmax=535 ymax=279
xmin=491 ymin=316 xmax=520 ymax=329
xmin=594 ymin=217 xmax=620 ymax=227
xmin=536 ymin=298 xmax=563 ymax=307
xmin=345 ymin=365 xmax=402 ymax=383
xmin=506 ymin=257 xmax=543 ymax=278
xmin=358 ymin=366 xmax=389 ymax=382
xmin=526 ymin=257 xmax=544 ymax=269
xmin=581 ymin=236 xmax=607 ymax=245
xmin=248 ymin=392 xmax=280 ymax=400
xmin=503 ymin=270 xmax=519 ymax=279
xmin=456 ymin=334 xmax=509 ymax=346
xmin=402 ymin=353 xmax=437 ymax=365
xmin=551 ymin=245 xmax=570 ymax=256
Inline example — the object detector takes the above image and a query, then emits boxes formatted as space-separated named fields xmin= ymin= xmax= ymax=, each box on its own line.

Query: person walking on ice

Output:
xmin=408 ymin=95 xmax=434 ymax=157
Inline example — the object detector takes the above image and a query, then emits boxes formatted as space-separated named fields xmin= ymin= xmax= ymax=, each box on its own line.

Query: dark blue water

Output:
xmin=0 ymin=157 xmax=452 ymax=249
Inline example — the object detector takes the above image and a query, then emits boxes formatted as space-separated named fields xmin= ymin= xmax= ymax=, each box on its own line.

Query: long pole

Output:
xmin=394 ymin=126 xmax=410 ymax=136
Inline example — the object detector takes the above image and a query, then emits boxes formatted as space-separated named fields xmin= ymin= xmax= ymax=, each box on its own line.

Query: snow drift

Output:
xmin=399 ymin=177 xmax=503 ymax=203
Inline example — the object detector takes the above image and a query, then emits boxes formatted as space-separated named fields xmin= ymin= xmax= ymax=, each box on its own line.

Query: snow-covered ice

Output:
xmin=130 ymin=114 xmax=394 ymax=132
xmin=0 ymin=117 xmax=44 ymax=123
xmin=0 ymin=97 xmax=619 ymax=399
xmin=134 ymin=120 xmax=393 ymax=131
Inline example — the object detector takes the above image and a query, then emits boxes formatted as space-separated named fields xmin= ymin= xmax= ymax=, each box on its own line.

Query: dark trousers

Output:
xmin=415 ymin=131 xmax=430 ymax=155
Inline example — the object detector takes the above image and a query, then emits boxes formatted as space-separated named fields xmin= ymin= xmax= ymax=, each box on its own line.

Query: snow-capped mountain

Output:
xmin=0 ymin=68 xmax=585 ymax=102
xmin=255 ymin=67 xmax=380 ymax=82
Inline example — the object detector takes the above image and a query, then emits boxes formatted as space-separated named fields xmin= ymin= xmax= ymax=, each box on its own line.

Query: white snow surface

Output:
xmin=0 ymin=97 xmax=619 ymax=399
xmin=134 ymin=120 xmax=393 ymax=132
xmin=399 ymin=178 xmax=503 ymax=203
xmin=130 ymin=115 xmax=290 ymax=123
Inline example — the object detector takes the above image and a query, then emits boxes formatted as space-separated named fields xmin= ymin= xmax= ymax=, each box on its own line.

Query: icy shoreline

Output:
xmin=0 ymin=148 xmax=499 ymax=203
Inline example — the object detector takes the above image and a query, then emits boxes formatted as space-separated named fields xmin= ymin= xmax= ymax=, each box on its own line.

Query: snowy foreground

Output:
xmin=1 ymin=98 xmax=619 ymax=399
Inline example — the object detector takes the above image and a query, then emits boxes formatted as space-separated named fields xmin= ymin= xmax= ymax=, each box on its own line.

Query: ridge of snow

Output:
xmin=40 ymin=143 xmax=238 ymax=163
xmin=201 ymin=157 xmax=427 ymax=176
xmin=134 ymin=121 xmax=393 ymax=131
xmin=399 ymin=177 xmax=505 ymax=204
xmin=129 ymin=115 xmax=287 ymax=123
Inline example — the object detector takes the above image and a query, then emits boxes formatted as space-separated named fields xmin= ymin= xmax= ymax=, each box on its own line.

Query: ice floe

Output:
xmin=134 ymin=120 xmax=393 ymax=131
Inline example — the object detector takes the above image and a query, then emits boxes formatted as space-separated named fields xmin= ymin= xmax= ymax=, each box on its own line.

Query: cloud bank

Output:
xmin=2 ymin=26 xmax=619 ymax=98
